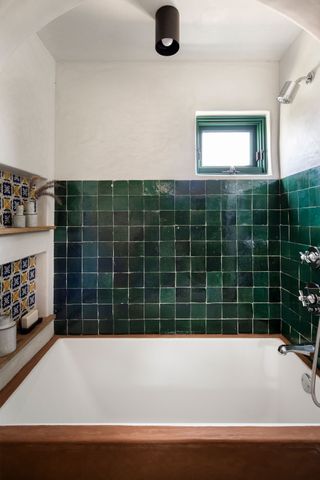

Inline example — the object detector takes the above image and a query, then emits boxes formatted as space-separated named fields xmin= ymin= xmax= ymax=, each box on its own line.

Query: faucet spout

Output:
xmin=278 ymin=344 xmax=315 ymax=357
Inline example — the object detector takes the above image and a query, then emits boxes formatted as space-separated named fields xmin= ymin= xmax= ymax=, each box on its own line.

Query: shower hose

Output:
xmin=311 ymin=317 xmax=320 ymax=407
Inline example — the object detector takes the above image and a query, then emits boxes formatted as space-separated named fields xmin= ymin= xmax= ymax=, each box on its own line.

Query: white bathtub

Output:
xmin=1 ymin=337 xmax=320 ymax=426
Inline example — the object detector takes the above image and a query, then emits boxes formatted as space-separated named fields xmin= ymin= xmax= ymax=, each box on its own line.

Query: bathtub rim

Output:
xmin=0 ymin=334 xmax=320 ymax=441
xmin=0 ymin=333 xmax=319 ymax=410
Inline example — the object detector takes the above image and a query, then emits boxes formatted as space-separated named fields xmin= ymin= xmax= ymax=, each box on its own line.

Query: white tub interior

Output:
xmin=1 ymin=337 xmax=320 ymax=426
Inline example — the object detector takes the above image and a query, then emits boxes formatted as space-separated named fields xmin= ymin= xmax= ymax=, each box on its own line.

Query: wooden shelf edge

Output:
xmin=0 ymin=315 xmax=55 ymax=369
xmin=0 ymin=226 xmax=55 ymax=236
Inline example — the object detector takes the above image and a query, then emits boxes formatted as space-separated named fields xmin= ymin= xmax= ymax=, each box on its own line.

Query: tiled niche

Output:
xmin=0 ymin=170 xmax=34 ymax=226
xmin=54 ymin=179 xmax=281 ymax=335
xmin=0 ymin=255 xmax=37 ymax=320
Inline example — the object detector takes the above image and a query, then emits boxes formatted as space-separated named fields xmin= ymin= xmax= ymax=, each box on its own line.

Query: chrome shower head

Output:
xmin=277 ymin=80 xmax=300 ymax=104
xmin=277 ymin=71 xmax=315 ymax=104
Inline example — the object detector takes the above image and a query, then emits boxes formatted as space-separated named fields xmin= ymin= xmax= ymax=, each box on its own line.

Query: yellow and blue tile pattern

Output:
xmin=0 ymin=256 xmax=36 ymax=320
xmin=0 ymin=170 xmax=35 ymax=227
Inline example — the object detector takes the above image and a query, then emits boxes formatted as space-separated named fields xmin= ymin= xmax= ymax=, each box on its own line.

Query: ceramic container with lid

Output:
xmin=0 ymin=314 xmax=17 ymax=356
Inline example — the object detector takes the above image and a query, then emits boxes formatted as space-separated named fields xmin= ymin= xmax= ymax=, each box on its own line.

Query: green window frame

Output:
xmin=196 ymin=114 xmax=268 ymax=175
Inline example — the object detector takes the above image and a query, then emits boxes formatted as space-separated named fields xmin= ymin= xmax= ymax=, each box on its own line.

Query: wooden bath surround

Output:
xmin=0 ymin=335 xmax=320 ymax=480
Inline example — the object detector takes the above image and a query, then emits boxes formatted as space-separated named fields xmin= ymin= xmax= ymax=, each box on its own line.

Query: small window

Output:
xmin=196 ymin=114 xmax=268 ymax=175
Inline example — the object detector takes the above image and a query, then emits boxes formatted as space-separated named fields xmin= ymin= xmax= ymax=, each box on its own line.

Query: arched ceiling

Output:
xmin=259 ymin=0 xmax=320 ymax=40
xmin=0 ymin=0 xmax=319 ymax=68
xmin=38 ymin=0 xmax=301 ymax=62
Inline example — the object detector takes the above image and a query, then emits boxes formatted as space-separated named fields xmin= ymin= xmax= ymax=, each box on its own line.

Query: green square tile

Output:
xmin=130 ymin=320 xmax=145 ymax=334
xmin=129 ymin=196 xmax=144 ymax=211
xmin=160 ymin=288 xmax=175 ymax=303
xmin=67 ymin=196 xmax=83 ymax=211
xmin=98 ymin=273 xmax=112 ymax=288
xmin=191 ymin=211 xmax=205 ymax=225
xmin=222 ymin=320 xmax=237 ymax=334
xmin=160 ymin=319 xmax=175 ymax=334
xmin=83 ymin=196 xmax=97 ymax=211
xmin=113 ymin=289 xmax=128 ymax=304
xmin=98 ymin=196 xmax=113 ymax=211
xmin=254 ymin=287 xmax=268 ymax=302
xmin=207 ymin=272 xmax=222 ymax=287
xmin=161 ymin=226 xmax=175 ymax=240
xmin=191 ymin=303 xmax=206 ymax=319
xmin=160 ymin=304 xmax=175 ymax=319
xmin=237 ymin=195 xmax=251 ymax=210
xmin=175 ymin=211 xmax=190 ymax=225
xmin=113 ymin=196 xmax=128 ymax=211
xmin=129 ymin=288 xmax=144 ymax=303
xmin=145 ymin=320 xmax=160 ymax=333
xmin=238 ymin=303 xmax=253 ymax=318
xmin=176 ymin=320 xmax=191 ymax=333
xmin=238 ymin=288 xmax=253 ymax=302
xmin=222 ymin=304 xmax=237 ymax=318
xmin=207 ymin=319 xmax=222 ymax=333
xmin=160 ymin=257 xmax=175 ymax=271
xmin=253 ymin=195 xmax=267 ymax=210
xmin=159 ymin=180 xmax=174 ymax=196
xmin=67 ymin=181 xmax=83 ymax=195
xmin=175 ymin=196 xmax=190 ymax=210
xmin=129 ymin=181 xmax=143 ymax=195
xmin=206 ymin=195 xmax=221 ymax=211
xmin=144 ymin=180 xmax=159 ymax=195
xmin=191 ymin=320 xmax=206 ymax=334
xmin=222 ymin=257 xmax=236 ymax=271
xmin=237 ymin=211 xmax=252 ymax=225
xmin=113 ymin=181 xmax=128 ymax=195
xmin=68 ymin=211 xmax=82 ymax=226
xmin=221 ymin=194 xmax=236 ymax=209
xmin=176 ymin=303 xmax=191 ymax=318
xmin=254 ymin=303 xmax=269 ymax=318
xmin=176 ymin=272 xmax=191 ymax=287
xmin=160 ymin=196 xmax=174 ymax=210
xmin=98 ymin=181 xmax=113 ymax=195
xmin=144 ymin=196 xmax=159 ymax=210
xmin=207 ymin=287 xmax=222 ymax=302
xmin=83 ymin=181 xmax=98 ymax=195
xmin=206 ymin=211 xmax=220 ymax=225
xmin=253 ymin=320 xmax=269 ymax=334
xmin=238 ymin=319 xmax=253 ymax=334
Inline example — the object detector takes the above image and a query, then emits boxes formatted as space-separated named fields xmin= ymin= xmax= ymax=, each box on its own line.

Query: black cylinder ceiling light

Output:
xmin=155 ymin=5 xmax=180 ymax=56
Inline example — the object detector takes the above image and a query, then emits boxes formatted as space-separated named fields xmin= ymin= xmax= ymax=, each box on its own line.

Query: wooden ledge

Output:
xmin=0 ymin=226 xmax=55 ymax=236
xmin=0 ymin=315 xmax=55 ymax=370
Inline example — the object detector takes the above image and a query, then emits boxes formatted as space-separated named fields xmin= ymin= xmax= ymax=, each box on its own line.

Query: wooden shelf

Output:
xmin=0 ymin=226 xmax=55 ymax=236
xmin=0 ymin=315 xmax=55 ymax=370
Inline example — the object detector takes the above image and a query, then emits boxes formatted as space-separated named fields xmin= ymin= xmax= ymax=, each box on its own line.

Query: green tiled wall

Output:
xmin=54 ymin=179 xmax=281 ymax=335
xmin=280 ymin=166 xmax=320 ymax=343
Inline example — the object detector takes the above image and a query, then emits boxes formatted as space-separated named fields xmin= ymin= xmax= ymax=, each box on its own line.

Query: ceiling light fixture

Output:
xmin=155 ymin=5 xmax=180 ymax=56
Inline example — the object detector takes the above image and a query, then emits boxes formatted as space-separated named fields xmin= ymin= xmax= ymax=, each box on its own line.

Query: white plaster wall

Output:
xmin=55 ymin=61 xmax=280 ymax=180
xmin=279 ymin=31 xmax=320 ymax=177
xmin=0 ymin=35 xmax=55 ymax=179
xmin=0 ymin=35 xmax=56 ymax=317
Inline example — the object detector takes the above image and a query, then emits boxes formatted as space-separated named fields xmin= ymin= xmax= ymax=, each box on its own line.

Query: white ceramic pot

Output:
xmin=13 ymin=214 xmax=26 ymax=228
xmin=0 ymin=315 xmax=12 ymax=328
xmin=26 ymin=213 xmax=38 ymax=227
xmin=0 ymin=320 xmax=16 ymax=357
xmin=16 ymin=205 xmax=24 ymax=215
xmin=25 ymin=201 xmax=36 ymax=214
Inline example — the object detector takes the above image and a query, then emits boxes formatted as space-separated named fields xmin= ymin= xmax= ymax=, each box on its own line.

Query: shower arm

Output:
xmin=296 ymin=71 xmax=315 ymax=85
xmin=310 ymin=318 xmax=320 ymax=408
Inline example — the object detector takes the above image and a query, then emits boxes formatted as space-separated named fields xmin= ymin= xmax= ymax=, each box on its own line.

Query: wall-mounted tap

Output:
xmin=278 ymin=343 xmax=315 ymax=356
xmin=299 ymin=246 xmax=320 ymax=270
xmin=298 ymin=283 xmax=320 ymax=313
